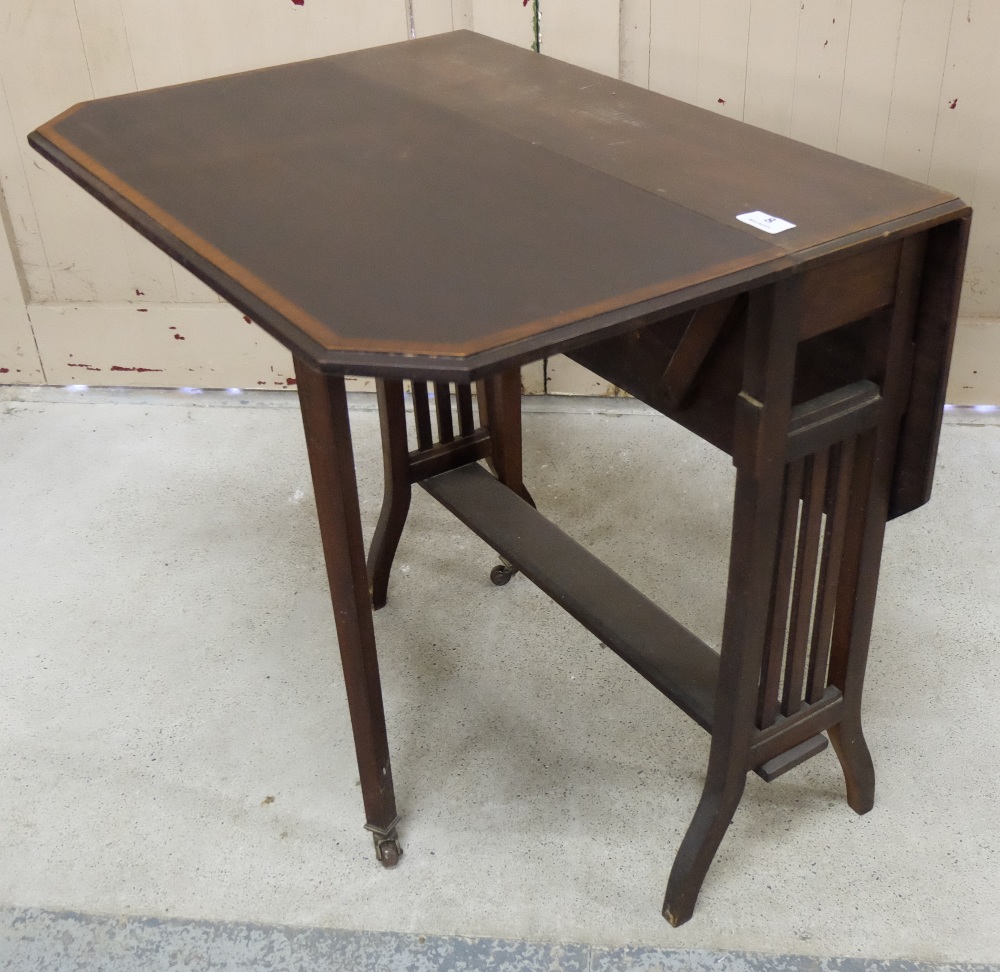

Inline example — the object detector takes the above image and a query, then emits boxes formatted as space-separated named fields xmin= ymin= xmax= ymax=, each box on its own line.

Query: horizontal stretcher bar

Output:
xmin=421 ymin=462 xmax=720 ymax=731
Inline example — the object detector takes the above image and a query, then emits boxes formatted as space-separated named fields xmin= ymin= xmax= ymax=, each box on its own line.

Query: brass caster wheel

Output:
xmin=376 ymin=837 xmax=402 ymax=868
xmin=490 ymin=563 xmax=515 ymax=586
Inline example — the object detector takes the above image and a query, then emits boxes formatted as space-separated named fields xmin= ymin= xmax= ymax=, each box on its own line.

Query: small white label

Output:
xmin=736 ymin=211 xmax=796 ymax=234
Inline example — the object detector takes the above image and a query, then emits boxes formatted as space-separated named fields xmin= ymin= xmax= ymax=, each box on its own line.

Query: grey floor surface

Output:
xmin=1 ymin=387 xmax=998 ymax=971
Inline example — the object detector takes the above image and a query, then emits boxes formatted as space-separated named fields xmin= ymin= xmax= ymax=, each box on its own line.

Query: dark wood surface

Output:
xmin=29 ymin=30 xmax=964 ymax=382
xmin=338 ymin=31 xmax=953 ymax=255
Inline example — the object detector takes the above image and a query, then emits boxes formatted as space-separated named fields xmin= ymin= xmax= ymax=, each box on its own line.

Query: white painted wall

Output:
xmin=0 ymin=0 xmax=997 ymax=402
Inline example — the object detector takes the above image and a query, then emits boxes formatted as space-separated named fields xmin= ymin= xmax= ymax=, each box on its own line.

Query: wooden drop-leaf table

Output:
xmin=30 ymin=30 xmax=970 ymax=926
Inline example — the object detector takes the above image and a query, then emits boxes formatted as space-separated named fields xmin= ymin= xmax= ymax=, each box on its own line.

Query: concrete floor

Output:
xmin=1 ymin=387 xmax=998 ymax=969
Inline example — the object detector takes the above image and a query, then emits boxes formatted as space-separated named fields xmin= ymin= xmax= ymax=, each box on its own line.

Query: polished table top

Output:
xmin=29 ymin=30 xmax=960 ymax=382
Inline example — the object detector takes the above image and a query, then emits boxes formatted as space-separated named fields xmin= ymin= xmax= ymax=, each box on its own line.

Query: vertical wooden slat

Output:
xmin=807 ymin=438 xmax=856 ymax=703
xmin=758 ymin=458 xmax=805 ymax=730
xmin=456 ymin=382 xmax=475 ymax=436
xmin=368 ymin=379 xmax=412 ymax=610
xmin=782 ymin=449 xmax=829 ymax=716
xmin=433 ymin=381 xmax=454 ymax=443
xmin=411 ymin=380 xmax=433 ymax=450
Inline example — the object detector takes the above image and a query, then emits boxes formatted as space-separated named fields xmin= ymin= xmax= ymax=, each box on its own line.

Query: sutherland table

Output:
xmin=30 ymin=30 xmax=971 ymax=925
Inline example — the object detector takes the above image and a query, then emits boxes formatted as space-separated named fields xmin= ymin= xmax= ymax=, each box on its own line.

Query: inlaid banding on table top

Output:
xmin=31 ymin=60 xmax=784 ymax=364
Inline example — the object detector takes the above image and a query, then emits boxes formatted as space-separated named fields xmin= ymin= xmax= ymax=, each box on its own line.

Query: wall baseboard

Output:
xmin=9 ymin=301 xmax=1000 ymax=406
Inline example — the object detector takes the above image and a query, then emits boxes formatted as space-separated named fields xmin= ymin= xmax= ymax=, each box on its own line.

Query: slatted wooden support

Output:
xmin=421 ymin=450 xmax=855 ymax=786
xmin=750 ymin=379 xmax=883 ymax=770
xmin=368 ymin=373 xmax=526 ymax=610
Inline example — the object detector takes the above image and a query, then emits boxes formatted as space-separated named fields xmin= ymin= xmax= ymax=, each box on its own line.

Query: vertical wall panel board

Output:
xmin=543 ymin=0 xmax=619 ymax=76
xmin=546 ymin=356 xmax=616 ymax=396
xmin=470 ymin=0 xmax=533 ymax=48
xmin=882 ymin=0 xmax=953 ymax=183
xmin=744 ymin=0 xmax=802 ymax=136
xmin=73 ymin=0 xmax=178 ymax=304
xmin=170 ymin=263 xmax=222 ymax=304
xmin=521 ymin=359 xmax=545 ymax=395
xmin=927 ymin=1 xmax=1000 ymax=205
xmin=0 ymin=0 xmax=134 ymax=302
xmin=119 ymin=1 xmax=407 ymax=91
xmin=453 ymin=0 xmax=474 ymax=30
xmin=955 ymin=2 xmax=1000 ymax=319
xmin=620 ymin=0 xmax=651 ymax=86
xmin=356 ymin=2 xmax=411 ymax=47
xmin=0 ymin=205 xmax=44 ymax=383
xmin=695 ymin=0 xmax=751 ymax=119
xmin=836 ymin=0 xmax=904 ymax=166
xmin=648 ymin=0 xmax=700 ymax=103
xmin=948 ymin=321 xmax=1000 ymax=405
xmin=412 ymin=0 xmax=455 ymax=36
xmin=0 ymin=67 xmax=52 ymax=302
xmin=925 ymin=1 xmax=1000 ymax=317
xmin=27 ymin=301 xmax=378 ymax=391
xmin=72 ymin=0 xmax=137 ymax=97
xmin=788 ymin=0 xmax=852 ymax=152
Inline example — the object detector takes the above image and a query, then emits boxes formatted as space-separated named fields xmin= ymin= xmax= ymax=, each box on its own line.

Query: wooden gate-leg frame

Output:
xmin=294 ymin=357 xmax=402 ymax=866
xmin=663 ymin=236 xmax=926 ymax=926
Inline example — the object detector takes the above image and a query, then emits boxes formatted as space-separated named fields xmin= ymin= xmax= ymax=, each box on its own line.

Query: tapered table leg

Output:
xmin=663 ymin=280 xmax=800 ymax=926
xmin=294 ymin=357 xmax=401 ymax=866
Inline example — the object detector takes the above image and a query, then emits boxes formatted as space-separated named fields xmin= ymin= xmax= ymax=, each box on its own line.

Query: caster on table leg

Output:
xmin=375 ymin=836 xmax=402 ymax=867
xmin=366 ymin=820 xmax=402 ymax=868
xmin=490 ymin=556 xmax=518 ymax=586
